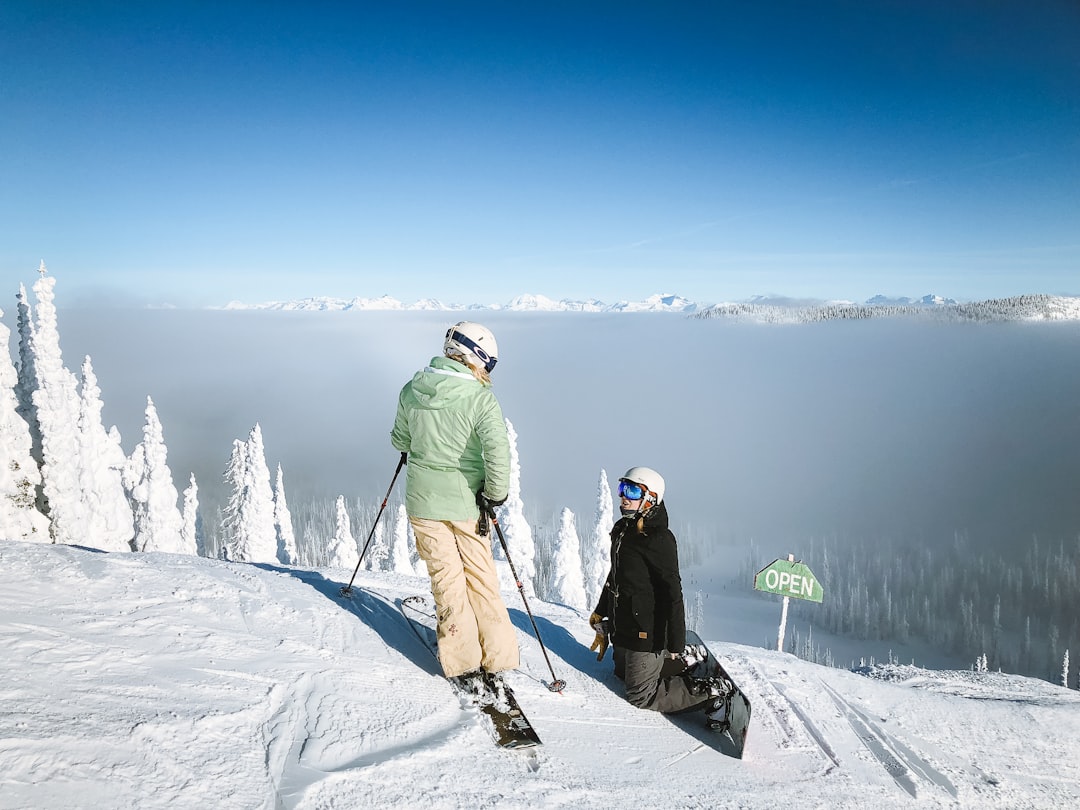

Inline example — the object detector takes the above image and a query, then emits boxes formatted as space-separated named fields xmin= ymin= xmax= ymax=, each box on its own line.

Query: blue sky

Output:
xmin=1 ymin=1 xmax=1077 ymax=308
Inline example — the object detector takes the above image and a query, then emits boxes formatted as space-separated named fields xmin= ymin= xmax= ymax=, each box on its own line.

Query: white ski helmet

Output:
xmin=619 ymin=466 xmax=665 ymax=505
xmin=444 ymin=321 xmax=499 ymax=373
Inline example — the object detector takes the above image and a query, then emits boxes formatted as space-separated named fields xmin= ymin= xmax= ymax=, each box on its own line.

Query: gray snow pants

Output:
xmin=616 ymin=647 xmax=712 ymax=714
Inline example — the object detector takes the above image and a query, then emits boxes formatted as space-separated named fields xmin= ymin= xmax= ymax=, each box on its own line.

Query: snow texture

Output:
xmin=1 ymin=540 xmax=1077 ymax=809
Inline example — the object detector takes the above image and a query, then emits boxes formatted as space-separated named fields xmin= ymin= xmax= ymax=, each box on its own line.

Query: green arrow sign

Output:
xmin=754 ymin=559 xmax=824 ymax=603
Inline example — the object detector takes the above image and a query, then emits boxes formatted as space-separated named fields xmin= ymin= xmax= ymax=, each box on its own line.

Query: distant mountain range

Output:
xmin=222 ymin=292 xmax=1080 ymax=321
xmin=222 ymin=292 xmax=700 ymax=313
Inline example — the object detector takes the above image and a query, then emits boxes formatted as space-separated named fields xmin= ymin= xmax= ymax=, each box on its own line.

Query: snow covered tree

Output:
xmin=273 ymin=464 xmax=298 ymax=566
xmin=686 ymin=590 xmax=705 ymax=634
xmin=28 ymin=266 xmax=86 ymax=544
xmin=220 ymin=440 xmax=247 ymax=559
xmin=0 ymin=305 xmax=48 ymax=541
xmin=77 ymin=356 xmax=134 ymax=551
xmin=361 ymin=506 xmax=390 ymax=572
xmin=125 ymin=397 xmax=187 ymax=553
xmin=13 ymin=284 xmax=42 ymax=472
xmin=548 ymin=508 xmax=587 ymax=610
xmin=388 ymin=502 xmax=414 ymax=575
xmin=493 ymin=418 xmax=536 ymax=593
xmin=583 ymin=469 xmax=614 ymax=610
xmin=220 ymin=425 xmax=278 ymax=563
xmin=1063 ymin=649 xmax=1071 ymax=689
xmin=181 ymin=474 xmax=206 ymax=557
xmin=393 ymin=503 xmax=427 ymax=576
xmin=326 ymin=495 xmax=357 ymax=570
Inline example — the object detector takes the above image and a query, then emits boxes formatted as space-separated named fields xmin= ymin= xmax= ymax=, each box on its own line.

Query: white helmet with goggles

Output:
xmin=444 ymin=321 xmax=499 ymax=373
xmin=618 ymin=466 xmax=665 ymax=505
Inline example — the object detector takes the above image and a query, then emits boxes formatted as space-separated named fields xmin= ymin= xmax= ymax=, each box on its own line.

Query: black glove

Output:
xmin=475 ymin=488 xmax=507 ymax=511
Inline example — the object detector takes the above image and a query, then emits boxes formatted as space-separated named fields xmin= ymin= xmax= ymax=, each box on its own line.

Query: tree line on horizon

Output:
xmin=695 ymin=294 xmax=1080 ymax=324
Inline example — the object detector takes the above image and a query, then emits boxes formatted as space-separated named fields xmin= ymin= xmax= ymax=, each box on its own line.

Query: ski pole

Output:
xmin=339 ymin=452 xmax=407 ymax=597
xmin=486 ymin=504 xmax=567 ymax=693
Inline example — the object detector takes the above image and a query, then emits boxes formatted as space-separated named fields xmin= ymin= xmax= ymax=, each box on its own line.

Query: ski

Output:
xmin=398 ymin=595 xmax=542 ymax=750
xmin=685 ymin=630 xmax=752 ymax=758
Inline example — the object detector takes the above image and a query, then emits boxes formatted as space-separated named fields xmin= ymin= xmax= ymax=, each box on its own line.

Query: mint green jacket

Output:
xmin=390 ymin=356 xmax=511 ymax=521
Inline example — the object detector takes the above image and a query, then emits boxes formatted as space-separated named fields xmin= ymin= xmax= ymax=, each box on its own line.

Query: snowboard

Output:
xmin=398 ymin=595 xmax=542 ymax=750
xmin=685 ymin=630 xmax=752 ymax=758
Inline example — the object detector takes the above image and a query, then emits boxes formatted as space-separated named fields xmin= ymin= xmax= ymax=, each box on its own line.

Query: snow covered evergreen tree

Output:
xmin=220 ymin=426 xmax=278 ymax=563
xmin=361 ymin=507 xmax=390 ymax=572
xmin=388 ymin=502 xmax=414 ymax=575
xmin=77 ymin=356 xmax=133 ymax=551
xmin=493 ymin=418 xmax=536 ymax=593
xmin=125 ymin=397 xmax=187 ymax=553
xmin=245 ymin=424 xmax=277 ymax=553
xmin=0 ymin=306 xmax=48 ymax=541
xmin=273 ymin=464 xmax=298 ymax=566
xmin=220 ymin=440 xmax=247 ymax=560
xmin=28 ymin=266 xmax=85 ymax=544
xmin=13 ymin=284 xmax=42 ymax=472
xmin=583 ymin=469 xmax=614 ymax=609
xmin=181 ymin=473 xmax=206 ymax=557
xmin=548 ymin=507 xmax=587 ymax=610
xmin=686 ymin=590 xmax=705 ymax=634
xmin=326 ymin=495 xmax=357 ymax=570
xmin=393 ymin=503 xmax=427 ymax=576
xmin=1063 ymin=649 xmax=1071 ymax=689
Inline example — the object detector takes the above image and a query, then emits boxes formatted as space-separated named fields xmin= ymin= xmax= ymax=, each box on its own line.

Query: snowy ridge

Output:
xmin=695 ymin=294 xmax=1080 ymax=324
xmin=221 ymin=292 xmax=695 ymax=313
xmin=3 ymin=540 xmax=1079 ymax=809
xmin=220 ymin=292 xmax=1080 ymax=320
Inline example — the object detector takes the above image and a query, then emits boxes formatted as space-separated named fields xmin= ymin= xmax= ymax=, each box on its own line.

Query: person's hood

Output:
xmin=408 ymin=355 xmax=487 ymax=408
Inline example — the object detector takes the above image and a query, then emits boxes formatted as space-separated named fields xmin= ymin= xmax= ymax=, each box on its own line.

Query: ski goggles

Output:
xmin=447 ymin=329 xmax=497 ymax=373
xmin=617 ymin=480 xmax=646 ymax=501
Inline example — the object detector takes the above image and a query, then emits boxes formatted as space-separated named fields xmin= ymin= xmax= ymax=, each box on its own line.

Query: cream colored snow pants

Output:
xmin=409 ymin=517 xmax=520 ymax=678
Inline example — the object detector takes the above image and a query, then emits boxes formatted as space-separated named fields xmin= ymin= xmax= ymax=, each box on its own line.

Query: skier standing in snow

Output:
xmin=589 ymin=467 xmax=728 ymax=726
xmin=391 ymin=322 xmax=519 ymax=690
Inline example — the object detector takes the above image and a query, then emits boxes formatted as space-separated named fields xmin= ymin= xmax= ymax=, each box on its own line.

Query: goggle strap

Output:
xmin=449 ymin=330 xmax=497 ymax=372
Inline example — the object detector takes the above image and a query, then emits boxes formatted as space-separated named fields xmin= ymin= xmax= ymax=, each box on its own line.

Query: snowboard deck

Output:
xmin=398 ymin=595 xmax=542 ymax=750
xmin=685 ymin=630 xmax=752 ymax=759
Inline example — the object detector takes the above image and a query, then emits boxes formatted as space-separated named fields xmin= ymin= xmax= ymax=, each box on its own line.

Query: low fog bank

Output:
xmin=54 ymin=309 xmax=1080 ymax=554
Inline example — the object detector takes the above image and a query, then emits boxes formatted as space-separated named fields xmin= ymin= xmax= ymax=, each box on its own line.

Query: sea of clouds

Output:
xmin=46 ymin=308 xmax=1080 ymax=559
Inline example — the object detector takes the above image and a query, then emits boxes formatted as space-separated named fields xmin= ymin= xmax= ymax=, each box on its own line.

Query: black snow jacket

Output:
xmin=593 ymin=501 xmax=686 ymax=655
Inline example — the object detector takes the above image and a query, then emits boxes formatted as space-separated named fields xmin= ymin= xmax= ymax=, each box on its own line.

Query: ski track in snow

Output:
xmin=3 ymin=542 xmax=1080 ymax=809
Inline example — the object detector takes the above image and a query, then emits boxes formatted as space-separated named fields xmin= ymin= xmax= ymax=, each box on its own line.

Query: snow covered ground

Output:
xmin=2 ymin=541 xmax=1078 ymax=809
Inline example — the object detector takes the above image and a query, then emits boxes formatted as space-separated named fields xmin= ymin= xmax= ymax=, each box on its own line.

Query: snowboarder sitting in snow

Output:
xmin=590 ymin=467 xmax=729 ymax=727
xmin=390 ymin=321 xmax=519 ymax=694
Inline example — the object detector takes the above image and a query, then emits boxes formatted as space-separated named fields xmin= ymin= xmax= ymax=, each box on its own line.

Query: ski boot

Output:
xmin=482 ymin=669 xmax=510 ymax=709
xmin=449 ymin=668 xmax=488 ymax=703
